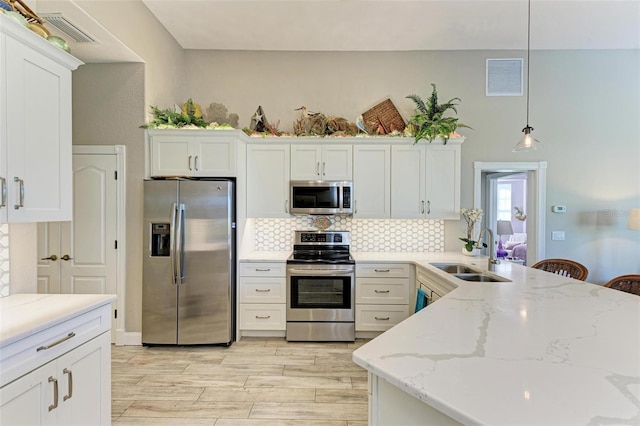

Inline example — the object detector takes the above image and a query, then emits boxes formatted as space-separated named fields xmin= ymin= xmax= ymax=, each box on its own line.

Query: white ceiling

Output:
xmin=35 ymin=1 xmax=640 ymax=63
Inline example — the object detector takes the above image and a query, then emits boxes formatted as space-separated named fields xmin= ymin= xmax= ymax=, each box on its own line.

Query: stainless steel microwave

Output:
xmin=290 ymin=181 xmax=353 ymax=215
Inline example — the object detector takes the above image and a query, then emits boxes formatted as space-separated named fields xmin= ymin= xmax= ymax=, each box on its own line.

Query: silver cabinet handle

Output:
xmin=255 ymin=315 xmax=271 ymax=319
xmin=374 ymin=269 xmax=390 ymax=273
xmin=255 ymin=268 xmax=271 ymax=272
xmin=37 ymin=332 xmax=76 ymax=351
xmin=14 ymin=177 xmax=24 ymax=209
xmin=194 ymin=155 xmax=199 ymax=171
xmin=48 ymin=377 xmax=58 ymax=411
xmin=285 ymin=200 xmax=289 ymax=214
xmin=255 ymin=288 xmax=271 ymax=292
xmin=316 ymin=162 xmax=320 ymax=176
xmin=427 ymin=200 xmax=431 ymax=214
xmin=188 ymin=155 xmax=193 ymax=171
xmin=0 ymin=177 xmax=6 ymax=207
xmin=322 ymin=162 xmax=326 ymax=176
xmin=63 ymin=368 xmax=73 ymax=401
xmin=374 ymin=289 xmax=390 ymax=294
xmin=374 ymin=316 xmax=390 ymax=321
xmin=354 ymin=200 xmax=357 ymax=214
xmin=421 ymin=200 xmax=425 ymax=214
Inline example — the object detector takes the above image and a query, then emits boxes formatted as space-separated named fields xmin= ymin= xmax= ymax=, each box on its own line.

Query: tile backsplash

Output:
xmin=255 ymin=216 xmax=444 ymax=252
xmin=0 ymin=224 xmax=9 ymax=297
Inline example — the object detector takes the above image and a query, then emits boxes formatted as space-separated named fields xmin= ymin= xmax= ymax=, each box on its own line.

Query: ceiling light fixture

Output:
xmin=513 ymin=0 xmax=541 ymax=152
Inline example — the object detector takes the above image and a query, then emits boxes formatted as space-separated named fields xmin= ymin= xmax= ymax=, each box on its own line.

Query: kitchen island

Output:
xmin=0 ymin=294 xmax=115 ymax=425
xmin=351 ymin=253 xmax=640 ymax=425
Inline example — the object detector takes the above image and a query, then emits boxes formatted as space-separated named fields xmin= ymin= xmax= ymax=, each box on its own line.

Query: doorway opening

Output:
xmin=473 ymin=161 xmax=547 ymax=265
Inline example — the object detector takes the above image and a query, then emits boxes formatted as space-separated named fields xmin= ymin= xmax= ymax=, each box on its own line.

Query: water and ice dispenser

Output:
xmin=151 ymin=223 xmax=170 ymax=256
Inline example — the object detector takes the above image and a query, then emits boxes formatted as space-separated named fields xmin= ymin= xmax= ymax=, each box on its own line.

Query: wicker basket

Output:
xmin=362 ymin=98 xmax=406 ymax=134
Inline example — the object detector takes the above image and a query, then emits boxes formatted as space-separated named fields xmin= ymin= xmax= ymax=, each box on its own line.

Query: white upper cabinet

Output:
xmin=391 ymin=141 xmax=461 ymax=220
xmin=291 ymin=144 xmax=352 ymax=180
xmin=148 ymin=130 xmax=237 ymax=177
xmin=0 ymin=16 xmax=83 ymax=223
xmin=353 ymin=145 xmax=391 ymax=218
xmin=247 ymin=144 xmax=290 ymax=217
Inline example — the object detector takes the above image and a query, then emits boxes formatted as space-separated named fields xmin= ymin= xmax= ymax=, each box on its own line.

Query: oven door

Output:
xmin=286 ymin=264 xmax=355 ymax=322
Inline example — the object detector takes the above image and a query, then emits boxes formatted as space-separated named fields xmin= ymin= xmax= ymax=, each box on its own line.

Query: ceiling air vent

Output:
xmin=39 ymin=13 xmax=95 ymax=43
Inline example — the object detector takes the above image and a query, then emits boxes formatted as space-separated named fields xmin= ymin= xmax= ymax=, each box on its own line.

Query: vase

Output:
xmin=462 ymin=247 xmax=481 ymax=256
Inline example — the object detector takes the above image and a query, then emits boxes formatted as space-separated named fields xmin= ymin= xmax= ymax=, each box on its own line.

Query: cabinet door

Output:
xmin=391 ymin=145 xmax=426 ymax=219
xmin=5 ymin=36 xmax=72 ymax=222
xmin=353 ymin=145 xmax=390 ymax=218
xmin=425 ymin=145 xmax=460 ymax=219
xmin=0 ymin=361 xmax=57 ymax=425
xmin=247 ymin=144 xmax=290 ymax=217
xmin=321 ymin=145 xmax=352 ymax=180
xmin=149 ymin=135 xmax=192 ymax=177
xmin=290 ymin=145 xmax=322 ymax=180
xmin=192 ymin=137 xmax=236 ymax=177
xmin=57 ymin=332 xmax=111 ymax=426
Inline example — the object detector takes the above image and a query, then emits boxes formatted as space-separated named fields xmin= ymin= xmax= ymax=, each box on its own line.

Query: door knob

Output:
xmin=61 ymin=254 xmax=73 ymax=261
xmin=41 ymin=254 xmax=58 ymax=261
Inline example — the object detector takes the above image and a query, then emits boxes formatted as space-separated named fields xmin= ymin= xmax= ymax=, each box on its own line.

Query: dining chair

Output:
xmin=604 ymin=274 xmax=640 ymax=296
xmin=531 ymin=258 xmax=589 ymax=281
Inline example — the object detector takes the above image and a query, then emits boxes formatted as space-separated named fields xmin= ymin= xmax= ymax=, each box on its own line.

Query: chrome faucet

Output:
xmin=478 ymin=227 xmax=500 ymax=272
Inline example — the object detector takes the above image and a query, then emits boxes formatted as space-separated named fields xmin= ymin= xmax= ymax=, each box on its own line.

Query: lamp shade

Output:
xmin=497 ymin=220 xmax=514 ymax=236
xmin=628 ymin=208 xmax=640 ymax=230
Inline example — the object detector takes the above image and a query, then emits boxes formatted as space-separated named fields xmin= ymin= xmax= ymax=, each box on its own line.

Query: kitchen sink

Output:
xmin=430 ymin=263 xmax=478 ymax=274
xmin=453 ymin=273 xmax=511 ymax=283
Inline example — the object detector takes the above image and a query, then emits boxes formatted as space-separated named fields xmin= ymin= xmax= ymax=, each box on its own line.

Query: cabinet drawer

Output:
xmin=356 ymin=263 xmax=410 ymax=278
xmin=355 ymin=305 xmax=410 ymax=332
xmin=239 ymin=304 xmax=286 ymax=330
xmin=239 ymin=262 xmax=286 ymax=277
xmin=356 ymin=278 xmax=410 ymax=304
xmin=0 ymin=304 xmax=111 ymax=387
xmin=239 ymin=277 xmax=286 ymax=303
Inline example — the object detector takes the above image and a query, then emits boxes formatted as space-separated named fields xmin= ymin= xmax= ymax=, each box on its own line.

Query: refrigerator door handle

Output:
xmin=170 ymin=203 xmax=178 ymax=285
xmin=176 ymin=203 xmax=186 ymax=285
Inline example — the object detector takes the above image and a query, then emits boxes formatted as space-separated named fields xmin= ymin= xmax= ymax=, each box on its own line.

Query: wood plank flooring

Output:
xmin=111 ymin=338 xmax=369 ymax=425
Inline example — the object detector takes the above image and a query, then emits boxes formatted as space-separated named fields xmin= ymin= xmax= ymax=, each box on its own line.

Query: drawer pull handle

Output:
xmin=255 ymin=315 xmax=271 ymax=319
xmin=374 ymin=269 xmax=390 ymax=273
xmin=37 ymin=332 xmax=76 ymax=351
xmin=63 ymin=368 xmax=73 ymax=401
xmin=375 ymin=316 xmax=390 ymax=321
xmin=374 ymin=290 xmax=390 ymax=294
xmin=255 ymin=288 xmax=271 ymax=292
xmin=255 ymin=268 xmax=271 ymax=272
xmin=48 ymin=377 xmax=58 ymax=411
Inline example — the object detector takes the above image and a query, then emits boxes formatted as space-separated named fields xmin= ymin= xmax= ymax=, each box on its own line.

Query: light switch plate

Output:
xmin=552 ymin=231 xmax=565 ymax=241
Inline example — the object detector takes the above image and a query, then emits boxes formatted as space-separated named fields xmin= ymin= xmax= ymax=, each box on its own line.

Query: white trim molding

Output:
xmin=473 ymin=161 xmax=547 ymax=263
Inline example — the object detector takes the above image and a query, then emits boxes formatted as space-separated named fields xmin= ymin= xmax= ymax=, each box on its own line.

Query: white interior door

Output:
xmin=37 ymin=153 xmax=118 ymax=341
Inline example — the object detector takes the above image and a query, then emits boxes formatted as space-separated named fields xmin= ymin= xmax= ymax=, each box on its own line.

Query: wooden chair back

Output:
xmin=531 ymin=258 xmax=589 ymax=281
xmin=604 ymin=275 xmax=640 ymax=296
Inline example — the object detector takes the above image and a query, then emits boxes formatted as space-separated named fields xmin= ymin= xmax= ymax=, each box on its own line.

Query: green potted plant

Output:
xmin=406 ymin=83 xmax=471 ymax=144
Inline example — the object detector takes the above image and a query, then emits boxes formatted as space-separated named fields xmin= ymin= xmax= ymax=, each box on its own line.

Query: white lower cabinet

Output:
xmin=416 ymin=266 xmax=455 ymax=306
xmin=0 ymin=304 xmax=111 ymax=426
xmin=355 ymin=263 xmax=411 ymax=333
xmin=238 ymin=262 xmax=286 ymax=336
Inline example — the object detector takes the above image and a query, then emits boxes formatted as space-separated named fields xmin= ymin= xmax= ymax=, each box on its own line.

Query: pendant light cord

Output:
xmin=525 ymin=0 xmax=531 ymax=129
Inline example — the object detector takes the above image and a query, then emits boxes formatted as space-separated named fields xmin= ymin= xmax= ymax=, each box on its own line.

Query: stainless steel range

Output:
xmin=286 ymin=230 xmax=355 ymax=342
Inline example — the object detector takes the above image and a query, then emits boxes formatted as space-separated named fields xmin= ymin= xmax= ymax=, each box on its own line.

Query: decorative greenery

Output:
xmin=406 ymin=83 xmax=471 ymax=144
xmin=140 ymin=99 xmax=209 ymax=129
xmin=459 ymin=208 xmax=488 ymax=251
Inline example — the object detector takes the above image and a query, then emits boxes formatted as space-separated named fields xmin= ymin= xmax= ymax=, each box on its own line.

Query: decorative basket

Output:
xmin=362 ymin=98 xmax=406 ymax=134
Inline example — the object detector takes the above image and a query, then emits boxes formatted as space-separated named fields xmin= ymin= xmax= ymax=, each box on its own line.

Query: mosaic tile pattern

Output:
xmin=255 ymin=216 xmax=444 ymax=252
xmin=0 ymin=224 xmax=9 ymax=297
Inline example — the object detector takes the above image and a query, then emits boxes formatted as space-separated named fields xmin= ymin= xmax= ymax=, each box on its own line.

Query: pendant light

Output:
xmin=513 ymin=0 xmax=541 ymax=152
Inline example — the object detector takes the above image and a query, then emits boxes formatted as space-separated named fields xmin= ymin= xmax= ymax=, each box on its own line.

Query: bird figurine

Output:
xmin=295 ymin=106 xmax=320 ymax=119
xmin=356 ymin=115 xmax=368 ymax=134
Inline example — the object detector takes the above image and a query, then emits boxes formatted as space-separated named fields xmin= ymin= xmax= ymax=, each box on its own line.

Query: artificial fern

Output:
xmin=141 ymin=99 xmax=209 ymax=129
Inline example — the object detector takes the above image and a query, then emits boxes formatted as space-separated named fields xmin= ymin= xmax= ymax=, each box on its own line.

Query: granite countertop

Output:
xmin=351 ymin=253 xmax=640 ymax=425
xmin=0 ymin=293 xmax=116 ymax=347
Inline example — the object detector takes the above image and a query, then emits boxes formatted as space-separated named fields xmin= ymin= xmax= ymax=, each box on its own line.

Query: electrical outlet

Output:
xmin=552 ymin=205 xmax=567 ymax=213
xmin=552 ymin=231 xmax=565 ymax=241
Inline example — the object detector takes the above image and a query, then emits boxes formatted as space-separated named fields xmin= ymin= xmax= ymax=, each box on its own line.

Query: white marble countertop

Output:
xmin=351 ymin=252 xmax=640 ymax=425
xmin=0 ymin=293 xmax=116 ymax=347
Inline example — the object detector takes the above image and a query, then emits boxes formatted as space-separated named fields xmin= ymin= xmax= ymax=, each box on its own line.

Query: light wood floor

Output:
xmin=111 ymin=338 xmax=369 ymax=425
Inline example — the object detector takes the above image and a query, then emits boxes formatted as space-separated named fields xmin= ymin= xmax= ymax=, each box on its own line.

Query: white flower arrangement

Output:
xmin=459 ymin=208 xmax=488 ymax=251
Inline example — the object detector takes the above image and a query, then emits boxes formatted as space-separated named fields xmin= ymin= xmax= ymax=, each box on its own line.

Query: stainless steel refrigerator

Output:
xmin=142 ymin=178 xmax=235 ymax=345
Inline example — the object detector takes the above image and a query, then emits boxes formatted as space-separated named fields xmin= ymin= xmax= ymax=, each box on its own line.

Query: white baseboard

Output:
xmin=116 ymin=331 xmax=142 ymax=346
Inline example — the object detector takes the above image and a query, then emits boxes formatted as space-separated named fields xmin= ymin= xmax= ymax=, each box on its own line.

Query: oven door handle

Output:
xmin=287 ymin=268 xmax=354 ymax=275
